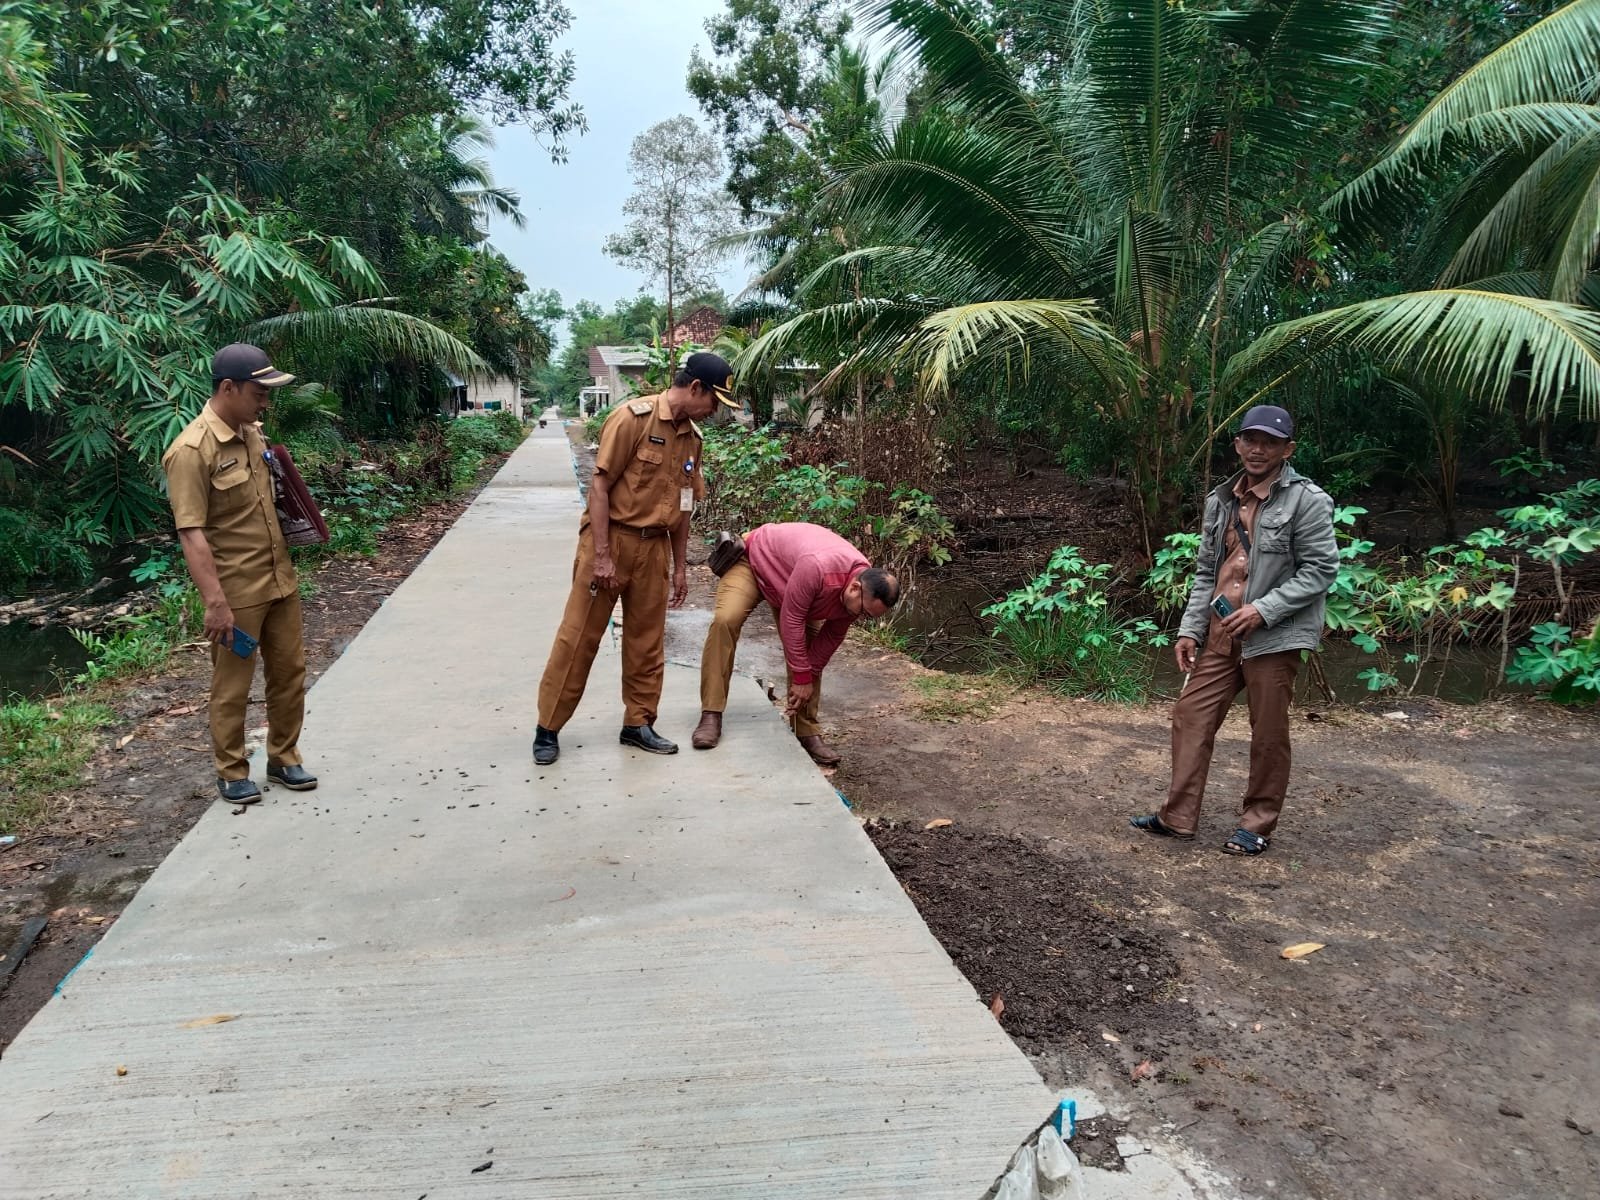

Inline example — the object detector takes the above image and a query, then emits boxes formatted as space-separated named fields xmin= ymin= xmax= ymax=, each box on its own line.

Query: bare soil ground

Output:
xmin=0 ymin=474 xmax=502 ymax=1054
xmin=819 ymin=642 xmax=1600 ymax=1200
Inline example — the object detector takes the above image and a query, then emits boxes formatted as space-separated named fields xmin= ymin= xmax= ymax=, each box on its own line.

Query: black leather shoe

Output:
xmin=267 ymin=764 xmax=318 ymax=791
xmin=216 ymin=777 xmax=262 ymax=804
xmin=533 ymin=725 xmax=560 ymax=765
xmin=620 ymin=724 xmax=678 ymax=755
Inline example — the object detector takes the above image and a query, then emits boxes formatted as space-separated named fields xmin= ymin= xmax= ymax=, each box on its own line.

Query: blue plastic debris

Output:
xmin=53 ymin=946 xmax=95 ymax=997
xmin=1051 ymin=1097 xmax=1076 ymax=1140
xmin=835 ymin=789 xmax=852 ymax=810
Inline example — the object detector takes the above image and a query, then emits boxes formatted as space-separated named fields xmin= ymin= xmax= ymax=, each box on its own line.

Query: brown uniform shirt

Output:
xmin=1208 ymin=469 xmax=1279 ymax=652
xmin=161 ymin=404 xmax=297 ymax=609
xmin=587 ymin=393 xmax=706 ymax=530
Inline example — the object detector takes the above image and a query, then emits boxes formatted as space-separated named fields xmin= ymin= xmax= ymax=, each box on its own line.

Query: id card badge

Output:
xmin=680 ymin=487 xmax=694 ymax=512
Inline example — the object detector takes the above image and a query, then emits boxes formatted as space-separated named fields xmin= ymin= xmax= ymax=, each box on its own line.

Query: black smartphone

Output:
xmin=229 ymin=627 xmax=258 ymax=659
xmin=1210 ymin=595 xmax=1234 ymax=619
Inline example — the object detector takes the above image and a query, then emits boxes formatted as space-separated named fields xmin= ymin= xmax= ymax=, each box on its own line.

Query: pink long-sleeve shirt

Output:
xmin=744 ymin=522 xmax=869 ymax=685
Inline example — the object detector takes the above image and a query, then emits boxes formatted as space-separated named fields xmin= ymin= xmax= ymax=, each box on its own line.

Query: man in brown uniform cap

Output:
xmin=162 ymin=343 xmax=316 ymax=804
xmin=532 ymin=352 xmax=741 ymax=764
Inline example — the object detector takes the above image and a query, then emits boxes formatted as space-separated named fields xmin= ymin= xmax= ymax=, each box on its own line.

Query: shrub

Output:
xmin=983 ymin=545 xmax=1169 ymax=702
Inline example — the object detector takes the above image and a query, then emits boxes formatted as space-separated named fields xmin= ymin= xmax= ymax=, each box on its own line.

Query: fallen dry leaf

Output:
xmin=1280 ymin=942 xmax=1326 ymax=960
xmin=162 ymin=703 xmax=199 ymax=717
xmin=181 ymin=1014 xmax=239 ymax=1028
xmin=924 ymin=818 xmax=954 ymax=830
xmin=1101 ymin=1030 xmax=1121 ymax=1044
xmin=989 ymin=993 xmax=1005 ymax=1018
xmin=115 ymin=733 xmax=136 ymax=750
xmin=1131 ymin=1060 xmax=1154 ymax=1083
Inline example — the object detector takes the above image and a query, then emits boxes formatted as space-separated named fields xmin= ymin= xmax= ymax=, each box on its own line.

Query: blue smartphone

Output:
xmin=1210 ymin=595 xmax=1234 ymax=619
xmin=229 ymin=627 xmax=258 ymax=659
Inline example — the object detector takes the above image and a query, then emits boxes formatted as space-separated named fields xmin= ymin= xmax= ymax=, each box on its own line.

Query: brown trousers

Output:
xmin=209 ymin=592 xmax=306 ymax=781
xmin=700 ymin=561 xmax=823 ymax=738
xmin=538 ymin=525 xmax=670 ymax=730
xmin=1160 ymin=642 xmax=1300 ymax=838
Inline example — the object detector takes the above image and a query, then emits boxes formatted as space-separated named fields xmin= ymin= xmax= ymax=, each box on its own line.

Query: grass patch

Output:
xmin=1 ymin=696 xmax=115 ymax=832
xmin=851 ymin=618 xmax=916 ymax=654
xmin=910 ymin=672 xmax=1014 ymax=723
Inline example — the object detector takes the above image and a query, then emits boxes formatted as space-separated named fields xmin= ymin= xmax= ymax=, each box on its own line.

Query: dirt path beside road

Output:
xmin=815 ymin=640 xmax=1600 ymax=1200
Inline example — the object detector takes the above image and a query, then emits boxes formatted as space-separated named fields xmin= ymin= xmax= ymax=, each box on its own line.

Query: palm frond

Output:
xmin=1223 ymin=288 xmax=1600 ymax=422
xmin=243 ymin=306 xmax=487 ymax=374
xmin=1393 ymin=0 xmax=1600 ymax=159
xmin=904 ymin=298 xmax=1139 ymax=395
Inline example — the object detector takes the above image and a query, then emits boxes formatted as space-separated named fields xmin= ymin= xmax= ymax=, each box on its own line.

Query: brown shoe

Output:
xmin=691 ymin=710 xmax=722 ymax=750
xmin=798 ymin=734 xmax=842 ymax=767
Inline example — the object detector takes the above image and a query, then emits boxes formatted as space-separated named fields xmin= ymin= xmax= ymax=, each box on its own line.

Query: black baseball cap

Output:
xmin=682 ymin=351 xmax=741 ymax=409
xmin=1239 ymin=404 xmax=1294 ymax=439
xmin=212 ymin=343 xmax=294 ymax=388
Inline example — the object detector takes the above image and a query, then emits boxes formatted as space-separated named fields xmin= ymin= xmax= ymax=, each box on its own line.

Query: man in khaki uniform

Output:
xmin=162 ymin=343 xmax=316 ymax=804
xmin=532 ymin=352 xmax=741 ymax=765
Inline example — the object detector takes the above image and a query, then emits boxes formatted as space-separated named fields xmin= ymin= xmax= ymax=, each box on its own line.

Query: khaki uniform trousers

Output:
xmin=209 ymin=592 xmax=307 ymax=781
xmin=1159 ymin=641 xmax=1300 ymax=837
xmin=538 ymin=525 xmax=670 ymax=730
xmin=700 ymin=561 xmax=823 ymax=738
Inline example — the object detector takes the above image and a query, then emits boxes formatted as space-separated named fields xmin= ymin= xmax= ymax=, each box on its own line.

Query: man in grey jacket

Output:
xmin=1131 ymin=405 xmax=1339 ymax=855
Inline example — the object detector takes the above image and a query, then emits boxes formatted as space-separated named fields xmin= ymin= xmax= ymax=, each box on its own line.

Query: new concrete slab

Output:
xmin=0 ymin=419 xmax=1211 ymax=1199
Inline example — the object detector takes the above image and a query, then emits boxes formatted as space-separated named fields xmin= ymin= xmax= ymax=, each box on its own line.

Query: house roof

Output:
xmin=668 ymin=306 xmax=723 ymax=349
xmin=588 ymin=346 xmax=651 ymax=377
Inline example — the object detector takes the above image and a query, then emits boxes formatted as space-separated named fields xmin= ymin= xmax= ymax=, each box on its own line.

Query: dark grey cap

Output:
xmin=212 ymin=343 xmax=294 ymax=388
xmin=1239 ymin=404 xmax=1294 ymax=439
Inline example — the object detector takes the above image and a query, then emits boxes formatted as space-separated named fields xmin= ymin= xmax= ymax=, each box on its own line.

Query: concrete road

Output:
xmin=0 ymin=418 xmax=1207 ymax=1198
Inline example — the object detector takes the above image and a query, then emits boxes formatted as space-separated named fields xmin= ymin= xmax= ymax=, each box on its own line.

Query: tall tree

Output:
xmin=603 ymin=116 xmax=737 ymax=360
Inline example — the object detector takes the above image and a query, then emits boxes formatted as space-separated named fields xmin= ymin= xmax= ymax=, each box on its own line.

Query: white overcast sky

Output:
xmin=481 ymin=0 xmax=755 ymax=344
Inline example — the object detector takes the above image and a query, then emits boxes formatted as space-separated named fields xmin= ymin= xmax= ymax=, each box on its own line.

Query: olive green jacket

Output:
xmin=1178 ymin=464 xmax=1340 ymax=658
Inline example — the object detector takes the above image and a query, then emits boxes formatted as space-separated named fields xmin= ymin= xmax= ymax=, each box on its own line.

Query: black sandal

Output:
xmin=1221 ymin=828 xmax=1269 ymax=856
xmin=1130 ymin=813 xmax=1195 ymax=840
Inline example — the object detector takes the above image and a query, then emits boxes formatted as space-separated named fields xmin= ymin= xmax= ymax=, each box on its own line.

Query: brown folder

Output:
xmin=267 ymin=443 xmax=329 ymax=546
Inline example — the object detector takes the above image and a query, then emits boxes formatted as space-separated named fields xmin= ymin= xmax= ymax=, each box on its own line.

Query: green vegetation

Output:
xmin=735 ymin=0 xmax=1599 ymax=550
xmin=0 ymin=0 xmax=575 ymax=593
xmin=1 ymin=696 xmax=115 ymax=831
xmin=696 ymin=424 xmax=954 ymax=581
xmin=984 ymin=547 xmax=1170 ymax=702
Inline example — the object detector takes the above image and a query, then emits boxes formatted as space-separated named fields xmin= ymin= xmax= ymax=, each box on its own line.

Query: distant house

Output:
xmin=580 ymin=308 xmax=727 ymax=416
xmin=580 ymin=346 xmax=650 ymax=416
xmin=446 ymin=372 xmax=526 ymax=419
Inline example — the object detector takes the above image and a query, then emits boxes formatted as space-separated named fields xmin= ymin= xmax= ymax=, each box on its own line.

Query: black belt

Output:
xmin=613 ymin=523 xmax=669 ymax=539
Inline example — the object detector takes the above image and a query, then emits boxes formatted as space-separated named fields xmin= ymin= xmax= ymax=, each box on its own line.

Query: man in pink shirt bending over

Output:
xmin=693 ymin=521 xmax=901 ymax=766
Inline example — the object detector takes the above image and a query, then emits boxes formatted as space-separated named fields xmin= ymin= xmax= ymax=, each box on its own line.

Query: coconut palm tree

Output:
xmin=742 ymin=0 xmax=1600 ymax=545
xmin=1225 ymin=0 xmax=1600 ymax=431
xmin=404 ymin=115 xmax=526 ymax=243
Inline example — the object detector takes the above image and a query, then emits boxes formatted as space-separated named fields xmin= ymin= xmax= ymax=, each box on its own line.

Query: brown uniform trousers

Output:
xmin=209 ymin=596 xmax=307 ymax=780
xmin=537 ymin=524 xmax=671 ymax=729
xmin=162 ymin=406 xmax=305 ymax=782
xmin=536 ymin=393 xmax=704 ymax=732
xmin=700 ymin=560 xmax=823 ymax=738
xmin=1159 ymin=641 xmax=1300 ymax=838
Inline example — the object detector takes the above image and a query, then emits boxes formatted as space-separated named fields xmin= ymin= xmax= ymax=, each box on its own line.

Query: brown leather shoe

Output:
xmin=691 ymin=710 xmax=722 ymax=750
xmin=798 ymin=734 xmax=842 ymax=767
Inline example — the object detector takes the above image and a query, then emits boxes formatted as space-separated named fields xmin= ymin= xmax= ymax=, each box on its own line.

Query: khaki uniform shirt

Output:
xmin=1208 ymin=468 xmax=1279 ymax=653
xmin=161 ymin=405 xmax=297 ymax=609
xmin=586 ymin=393 xmax=705 ymax=530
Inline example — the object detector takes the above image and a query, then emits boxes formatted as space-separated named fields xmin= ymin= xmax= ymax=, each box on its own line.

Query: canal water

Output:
xmin=0 ymin=622 xmax=91 ymax=700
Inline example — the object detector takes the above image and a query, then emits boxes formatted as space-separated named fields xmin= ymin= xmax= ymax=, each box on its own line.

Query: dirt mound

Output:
xmin=866 ymin=823 xmax=1190 ymax=1050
